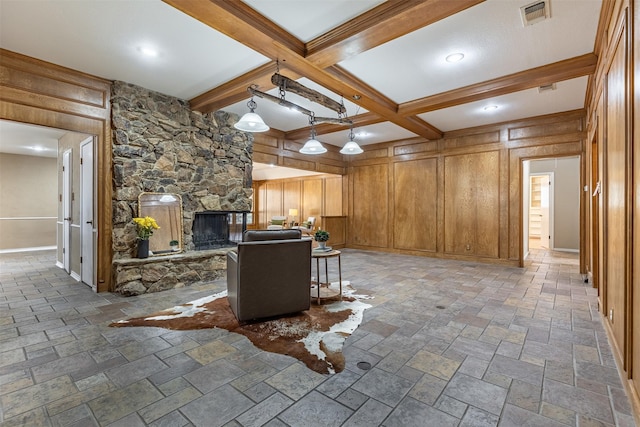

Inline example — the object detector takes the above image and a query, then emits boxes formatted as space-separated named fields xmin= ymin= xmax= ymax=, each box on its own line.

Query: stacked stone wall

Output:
xmin=110 ymin=81 xmax=252 ymax=295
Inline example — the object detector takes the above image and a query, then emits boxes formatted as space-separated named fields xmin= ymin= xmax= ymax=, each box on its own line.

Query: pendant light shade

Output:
xmin=299 ymin=138 xmax=327 ymax=154
xmin=299 ymin=121 xmax=327 ymax=154
xmin=340 ymin=140 xmax=363 ymax=154
xmin=340 ymin=128 xmax=363 ymax=155
xmin=234 ymin=112 xmax=269 ymax=132
xmin=234 ymin=98 xmax=269 ymax=132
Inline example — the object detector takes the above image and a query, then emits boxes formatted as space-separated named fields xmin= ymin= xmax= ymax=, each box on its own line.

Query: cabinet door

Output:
xmin=394 ymin=158 xmax=437 ymax=252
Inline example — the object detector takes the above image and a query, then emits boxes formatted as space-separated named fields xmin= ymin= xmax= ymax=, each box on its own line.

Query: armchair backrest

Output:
xmin=243 ymin=229 xmax=301 ymax=241
xmin=227 ymin=229 xmax=311 ymax=321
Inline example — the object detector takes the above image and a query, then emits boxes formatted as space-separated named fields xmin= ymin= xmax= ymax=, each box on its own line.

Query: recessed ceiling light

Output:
xmin=137 ymin=46 xmax=158 ymax=57
xmin=483 ymin=105 xmax=499 ymax=111
xmin=445 ymin=53 xmax=465 ymax=63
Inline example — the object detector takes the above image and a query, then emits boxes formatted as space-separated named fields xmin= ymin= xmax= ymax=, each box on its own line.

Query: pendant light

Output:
xmin=340 ymin=128 xmax=363 ymax=155
xmin=234 ymin=97 xmax=269 ymax=132
xmin=299 ymin=120 xmax=327 ymax=154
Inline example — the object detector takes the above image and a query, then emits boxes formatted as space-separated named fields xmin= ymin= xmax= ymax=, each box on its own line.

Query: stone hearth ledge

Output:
xmin=112 ymin=249 xmax=233 ymax=295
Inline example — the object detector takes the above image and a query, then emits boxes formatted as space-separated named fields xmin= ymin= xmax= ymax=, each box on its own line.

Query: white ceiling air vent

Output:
xmin=538 ymin=83 xmax=557 ymax=93
xmin=520 ymin=1 xmax=550 ymax=26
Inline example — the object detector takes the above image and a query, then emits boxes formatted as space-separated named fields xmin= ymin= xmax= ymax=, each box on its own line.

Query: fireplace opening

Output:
xmin=192 ymin=211 xmax=248 ymax=250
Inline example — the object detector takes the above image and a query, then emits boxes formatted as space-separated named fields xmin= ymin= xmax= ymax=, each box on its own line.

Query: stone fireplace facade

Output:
xmin=110 ymin=81 xmax=253 ymax=295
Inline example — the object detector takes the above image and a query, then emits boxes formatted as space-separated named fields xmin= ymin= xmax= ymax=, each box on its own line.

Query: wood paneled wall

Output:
xmin=254 ymin=174 xmax=345 ymax=230
xmin=252 ymin=130 xmax=347 ymax=175
xmin=585 ymin=0 xmax=640 ymax=418
xmin=0 ymin=49 xmax=112 ymax=292
xmin=347 ymin=110 xmax=585 ymax=266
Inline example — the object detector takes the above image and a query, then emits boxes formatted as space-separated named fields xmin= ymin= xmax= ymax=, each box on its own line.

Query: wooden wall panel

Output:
xmin=604 ymin=22 xmax=628 ymax=362
xmin=444 ymin=154 xmax=476 ymax=255
xmin=303 ymin=180 xmax=323 ymax=226
xmin=393 ymin=158 xmax=437 ymax=252
xmin=475 ymin=151 xmax=500 ymax=258
xmin=283 ymin=181 xmax=301 ymax=224
xmin=252 ymin=131 xmax=347 ymax=175
xmin=265 ymin=181 xmax=283 ymax=225
xmin=324 ymin=176 xmax=343 ymax=216
xmin=632 ymin=0 xmax=640 ymax=408
xmin=351 ymin=164 xmax=389 ymax=248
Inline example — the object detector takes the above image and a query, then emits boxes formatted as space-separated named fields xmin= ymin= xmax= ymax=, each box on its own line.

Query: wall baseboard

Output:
xmin=70 ymin=271 xmax=81 ymax=282
xmin=0 ymin=246 xmax=56 ymax=254
xmin=552 ymin=247 xmax=579 ymax=253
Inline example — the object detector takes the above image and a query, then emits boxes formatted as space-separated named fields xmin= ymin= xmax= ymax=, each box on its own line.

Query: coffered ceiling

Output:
xmin=0 ymin=0 xmax=602 ymax=150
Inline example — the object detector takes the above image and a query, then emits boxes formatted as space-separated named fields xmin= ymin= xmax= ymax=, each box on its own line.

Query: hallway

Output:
xmin=0 ymin=249 xmax=636 ymax=426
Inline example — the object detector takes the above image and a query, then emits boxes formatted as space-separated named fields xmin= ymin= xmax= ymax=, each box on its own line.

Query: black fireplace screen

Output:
xmin=192 ymin=211 xmax=248 ymax=250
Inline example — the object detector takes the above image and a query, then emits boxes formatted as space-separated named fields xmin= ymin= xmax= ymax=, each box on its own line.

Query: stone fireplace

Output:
xmin=192 ymin=211 xmax=248 ymax=250
xmin=110 ymin=81 xmax=253 ymax=295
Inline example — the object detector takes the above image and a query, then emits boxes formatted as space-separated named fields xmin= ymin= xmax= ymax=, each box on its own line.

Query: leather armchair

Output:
xmin=227 ymin=229 xmax=311 ymax=321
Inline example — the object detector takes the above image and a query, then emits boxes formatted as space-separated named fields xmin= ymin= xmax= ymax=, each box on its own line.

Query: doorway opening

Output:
xmin=0 ymin=120 xmax=96 ymax=288
xmin=522 ymin=156 xmax=581 ymax=259
xmin=529 ymin=173 xmax=553 ymax=250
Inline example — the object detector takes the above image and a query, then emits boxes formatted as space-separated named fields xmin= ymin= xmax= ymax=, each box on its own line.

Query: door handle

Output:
xmin=64 ymin=217 xmax=71 ymax=221
xmin=86 ymin=220 xmax=93 ymax=224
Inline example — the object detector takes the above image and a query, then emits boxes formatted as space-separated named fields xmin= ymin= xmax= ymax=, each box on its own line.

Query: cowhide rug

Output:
xmin=110 ymin=282 xmax=372 ymax=374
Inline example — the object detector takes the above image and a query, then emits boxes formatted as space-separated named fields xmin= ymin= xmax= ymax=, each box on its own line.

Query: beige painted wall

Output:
xmin=0 ymin=153 xmax=57 ymax=250
xmin=530 ymin=157 xmax=580 ymax=250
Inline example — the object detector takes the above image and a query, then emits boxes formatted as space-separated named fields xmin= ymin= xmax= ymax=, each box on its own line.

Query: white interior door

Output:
xmin=62 ymin=149 xmax=71 ymax=273
xmin=80 ymin=137 xmax=95 ymax=289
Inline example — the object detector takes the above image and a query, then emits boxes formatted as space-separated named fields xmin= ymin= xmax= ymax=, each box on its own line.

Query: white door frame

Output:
xmin=80 ymin=137 xmax=95 ymax=290
xmin=62 ymin=149 xmax=72 ymax=273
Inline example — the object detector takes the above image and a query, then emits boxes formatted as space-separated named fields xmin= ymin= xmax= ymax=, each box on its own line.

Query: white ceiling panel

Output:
xmin=318 ymin=122 xmax=418 ymax=147
xmin=241 ymin=0 xmax=386 ymax=42
xmin=338 ymin=0 xmax=602 ymax=104
xmin=0 ymin=120 xmax=66 ymax=158
xmin=0 ymin=0 xmax=269 ymax=99
xmin=420 ymin=76 xmax=588 ymax=132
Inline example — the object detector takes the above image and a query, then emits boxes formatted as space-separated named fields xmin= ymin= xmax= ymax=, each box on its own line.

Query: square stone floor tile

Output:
xmin=278 ymin=390 xmax=353 ymax=427
xmin=351 ymin=368 xmax=415 ymax=407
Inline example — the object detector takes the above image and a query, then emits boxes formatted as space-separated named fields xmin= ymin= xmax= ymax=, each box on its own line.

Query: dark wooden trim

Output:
xmin=399 ymin=54 xmax=598 ymax=116
xmin=306 ymin=0 xmax=485 ymax=66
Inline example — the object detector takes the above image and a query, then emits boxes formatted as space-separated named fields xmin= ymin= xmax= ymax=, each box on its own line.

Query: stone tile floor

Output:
xmin=0 ymin=249 xmax=637 ymax=427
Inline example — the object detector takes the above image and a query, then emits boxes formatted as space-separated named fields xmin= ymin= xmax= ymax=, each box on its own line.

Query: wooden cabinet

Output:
xmin=444 ymin=152 xmax=500 ymax=258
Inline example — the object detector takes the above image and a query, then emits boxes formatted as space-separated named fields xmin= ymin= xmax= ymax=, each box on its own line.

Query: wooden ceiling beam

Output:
xmin=273 ymin=49 xmax=442 ymax=139
xmin=190 ymin=62 xmax=300 ymax=113
xmin=306 ymin=0 xmax=485 ymax=67
xmin=167 ymin=0 xmax=443 ymax=140
xmin=399 ymin=53 xmax=598 ymax=116
xmin=285 ymin=112 xmax=383 ymax=141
